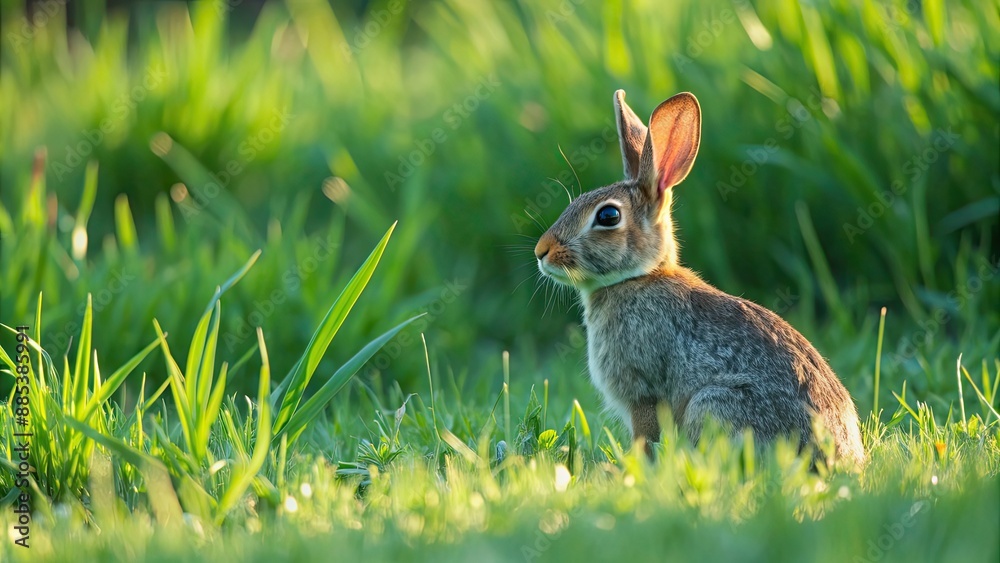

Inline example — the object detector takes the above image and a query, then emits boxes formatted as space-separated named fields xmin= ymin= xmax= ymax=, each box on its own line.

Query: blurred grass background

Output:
xmin=1 ymin=0 xmax=997 ymax=413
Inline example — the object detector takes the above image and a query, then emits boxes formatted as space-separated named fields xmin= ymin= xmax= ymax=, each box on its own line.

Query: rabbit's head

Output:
xmin=535 ymin=90 xmax=702 ymax=293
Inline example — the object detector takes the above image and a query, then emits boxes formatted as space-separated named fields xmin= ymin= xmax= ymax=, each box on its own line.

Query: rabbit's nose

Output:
xmin=535 ymin=233 xmax=556 ymax=260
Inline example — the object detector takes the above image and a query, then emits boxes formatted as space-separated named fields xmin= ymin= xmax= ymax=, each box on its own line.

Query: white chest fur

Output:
xmin=583 ymin=297 xmax=631 ymax=424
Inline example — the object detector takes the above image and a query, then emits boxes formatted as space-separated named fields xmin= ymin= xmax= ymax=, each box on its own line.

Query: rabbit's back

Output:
xmin=584 ymin=267 xmax=864 ymax=463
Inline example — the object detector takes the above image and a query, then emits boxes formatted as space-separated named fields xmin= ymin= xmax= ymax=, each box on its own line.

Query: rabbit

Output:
xmin=534 ymin=90 xmax=865 ymax=466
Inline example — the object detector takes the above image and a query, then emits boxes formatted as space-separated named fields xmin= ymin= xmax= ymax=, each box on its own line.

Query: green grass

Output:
xmin=1 ymin=289 xmax=998 ymax=561
xmin=1 ymin=0 xmax=999 ymax=561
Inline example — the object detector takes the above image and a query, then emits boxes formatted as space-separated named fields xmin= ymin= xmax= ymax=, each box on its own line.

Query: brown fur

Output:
xmin=535 ymin=90 xmax=865 ymax=466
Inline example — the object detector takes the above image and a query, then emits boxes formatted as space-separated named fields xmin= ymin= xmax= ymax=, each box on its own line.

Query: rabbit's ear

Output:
xmin=614 ymin=90 xmax=648 ymax=180
xmin=638 ymin=92 xmax=701 ymax=204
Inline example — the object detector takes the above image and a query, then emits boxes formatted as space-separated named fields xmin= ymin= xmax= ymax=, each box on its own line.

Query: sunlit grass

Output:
xmin=1 ymin=303 xmax=998 ymax=561
xmin=1 ymin=0 xmax=995 ymax=396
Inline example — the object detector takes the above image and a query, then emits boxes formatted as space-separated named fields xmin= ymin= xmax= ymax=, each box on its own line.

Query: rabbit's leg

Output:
xmin=680 ymin=385 xmax=762 ymax=444
xmin=629 ymin=400 xmax=660 ymax=456
xmin=681 ymin=384 xmax=805 ymax=445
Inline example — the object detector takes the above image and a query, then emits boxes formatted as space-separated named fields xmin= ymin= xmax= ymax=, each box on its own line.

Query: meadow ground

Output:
xmin=1 ymin=1 xmax=998 ymax=561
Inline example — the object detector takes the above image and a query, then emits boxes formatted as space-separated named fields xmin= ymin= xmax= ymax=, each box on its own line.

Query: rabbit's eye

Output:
xmin=595 ymin=205 xmax=621 ymax=227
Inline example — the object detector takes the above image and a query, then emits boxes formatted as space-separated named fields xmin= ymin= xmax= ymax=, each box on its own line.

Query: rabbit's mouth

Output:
xmin=537 ymin=260 xmax=576 ymax=286
xmin=539 ymin=260 xmax=647 ymax=294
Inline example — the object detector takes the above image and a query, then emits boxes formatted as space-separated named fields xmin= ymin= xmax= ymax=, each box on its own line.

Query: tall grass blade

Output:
xmin=71 ymin=161 xmax=99 ymax=260
xmin=80 ymin=337 xmax=159 ymax=422
xmin=272 ymin=222 xmax=397 ymax=434
xmin=205 ymin=249 xmax=262 ymax=316
xmin=215 ymin=327 xmax=271 ymax=525
xmin=277 ymin=313 xmax=423 ymax=445
xmin=71 ymin=294 xmax=94 ymax=413
xmin=153 ymin=319 xmax=195 ymax=455
xmin=874 ymin=307 xmax=886 ymax=416
xmin=114 ymin=194 xmax=139 ymax=255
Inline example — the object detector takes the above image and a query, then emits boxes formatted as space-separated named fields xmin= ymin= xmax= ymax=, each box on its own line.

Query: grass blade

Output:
xmin=154 ymin=319 xmax=195 ymax=455
xmin=206 ymin=250 xmax=262 ymax=316
xmin=874 ymin=307 xmax=886 ymax=416
xmin=72 ymin=161 xmax=99 ymax=260
xmin=71 ymin=294 xmax=94 ymax=413
xmin=184 ymin=302 xmax=215 ymax=419
xmin=114 ymin=194 xmax=139 ymax=255
xmin=572 ymin=399 xmax=592 ymax=450
xmin=276 ymin=313 xmax=423 ymax=445
xmin=196 ymin=362 xmax=228 ymax=459
xmin=64 ymin=416 xmax=162 ymax=472
xmin=272 ymin=221 xmax=397 ymax=434
xmin=80 ymin=336 xmax=160 ymax=422
xmin=196 ymin=303 xmax=222 ymax=417
xmin=214 ymin=328 xmax=271 ymax=525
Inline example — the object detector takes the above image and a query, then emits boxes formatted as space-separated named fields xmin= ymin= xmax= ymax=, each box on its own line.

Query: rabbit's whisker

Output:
xmin=556 ymin=144 xmax=581 ymax=202
xmin=512 ymin=270 xmax=540 ymax=295
xmin=524 ymin=208 xmax=547 ymax=231
xmin=527 ymin=275 xmax=547 ymax=306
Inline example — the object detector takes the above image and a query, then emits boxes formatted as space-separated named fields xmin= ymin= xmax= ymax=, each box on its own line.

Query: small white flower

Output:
xmin=554 ymin=465 xmax=572 ymax=492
